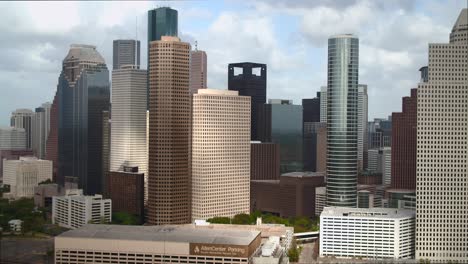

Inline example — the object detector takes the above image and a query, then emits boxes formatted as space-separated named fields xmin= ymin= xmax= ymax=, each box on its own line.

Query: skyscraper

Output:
xmin=10 ymin=109 xmax=34 ymax=149
xmin=416 ymin=9 xmax=468 ymax=262
xmin=326 ymin=34 xmax=359 ymax=207
xmin=147 ymin=7 xmax=178 ymax=110
xmin=56 ymin=44 xmax=110 ymax=195
xmin=0 ymin=127 xmax=26 ymax=150
xmin=320 ymin=86 xmax=328 ymax=123
xmin=303 ymin=94 xmax=323 ymax=172
xmin=391 ymin=88 xmax=417 ymax=190
xmin=191 ymin=89 xmax=250 ymax=221
xmin=357 ymin=84 xmax=368 ymax=171
xmin=46 ymin=94 xmax=58 ymax=181
xmin=110 ymin=65 xmax=147 ymax=200
xmin=148 ymin=36 xmax=190 ymax=225
xmin=32 ymin=102 xmax=51 ymax=159
xmin=189 ymin=48 xmax=207 ymax=94
xmin=113 ymin=39 xmax=140 ymax=69
xmin=228 ymin=62 xmax=267 ymax=141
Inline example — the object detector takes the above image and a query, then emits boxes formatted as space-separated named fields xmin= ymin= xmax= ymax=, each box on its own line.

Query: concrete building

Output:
xmin=367 ymin=147 xmax=391 ymax=186
xmin=391 ymin=88 xmax=417 ymax=190
xmin=316 ymin=124 xmax=327 ymax=172
xmin=368 ymin=118 xmax=392 ymax=150
xmin=3 ymin=157 xmax=52 ymax=199
xmin=320 ymin=207 xmax=415 ymax=259
xmin=0 ymin=127 xmax=27 ymax=150
xmin=10 ymin=109 xmax=34 ymax=149
xmin=381 ymin=147 xmax=391 ymax=186
xmin=148 ymin=36 xmax=191 ymax=225
xmin=52 ymin=190 xmax=111 ymax=229
xmin=0 ymin=149 xmax=33 ymax=180
xmin=258 ymin=100 xmax=303 ymax=173
xmin=417 ymin=11 xmax=468 ymax=259
xmin=113 ymin=39 xmax=140 ymax=69
xmin=55 ymin=224 xmax=262 ymax=264
xmin=319 ymin=86 xmax=327 ymax=123
xmin=326 ymin=34 xmax=359 ymax=207
xmin=34 ymin=183 xmax=61 ymax=208
xmin=228 ymin=62 xmax=267 ymax=141
xmin=56 ymin=44 xmax=110 ymax=195
xmin=8 ymin=219 xmax=22 ymax=232
xmin=251 ymin=172 xmax=325 ymax=218
xmin=32 ymin=103 xmax=51 ymax=159
xmin=315 ymin=186 xmax=326 ymax=216
xmin=357 ymin=84 xmax=368 ymax=171
xmin=191 ymin=89 xmax=250 ymax=221
xmin=189 ymin=48 xmax=207 ymax=94
xmin=105 ymin=166 xmax=144 ymax=223
xmin=110 ymin=65 xmax=147 ymax=198
xmin=251 ymin=142 xmax=280 ymax=181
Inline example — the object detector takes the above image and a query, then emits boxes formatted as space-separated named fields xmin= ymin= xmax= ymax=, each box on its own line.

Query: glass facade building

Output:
xmin=326 ymin=35 xmax=359 ymax=207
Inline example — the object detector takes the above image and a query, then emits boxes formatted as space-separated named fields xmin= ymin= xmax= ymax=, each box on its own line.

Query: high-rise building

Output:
xmin=191 ymin=89 xmax=250 ymax=221
xmin=110 ymin=65 xmax=147 ymax=195
xmin=0 ymin=149 xmax=33 ymax=179
xmin=101 ymin=110 xmax=110 ymax=194
xmin=326 ymin=34 xmax=359 ymax=207
xmin=381 ymin=147 xmax=391 ymax=186
xmin=10 ymin=109 xmax=34 ymax=149
xmin=320 ymin=86 xmax=327 ymax=123
xmin=56 ymin=44 xmax=110 ymax=195
xmin=368 ymin=118 xmax=392 ymax=149
xmin=391 ymin=88 xmax=417 ymax=190
xmin=148 ymin=36 xmax=190 ymax=225
xmin=147 ymin=7 xmax=178 ymax=110
xmin=189 ymin=48 xmax=207 ymax=94
xmin=46 ymin=94 xmax=58 ymax=181
xmin=32 ymin=102 xmax=51 ymax=159
xmin=416 ymin=9 xmax=468 ymax=262
xmin=316 ymin=125 xmax=327 ymax=172
xmin=302 ymin=95 xmax=322 ymax=172
xmin=0 ymin=127 xmax=27 ymax=150
xmin=112 ymin=39 xmax=140 ymax=70
xmin=357 ymin=84 xmax=368 ymax=171
xmin=258 ymin=99 xmax=303 ymax=173
xmin=228 ymin=62 xmax=267 ymax=141
xmin=251 ymin=142 xmax=280 ymax=181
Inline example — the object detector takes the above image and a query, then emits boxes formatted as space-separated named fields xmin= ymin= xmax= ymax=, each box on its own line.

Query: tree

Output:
xmin=232 ymin=213 xmax=251 ymax=225
xmin=112 ymin=212 xmax=140 ymax=225
xmin=288 ymin=238 xmax=302 ymax=262
xmin=206 ymin=217 xmax=231 ymax=224
xmin=38 ymin=179 xmax=54 ymax=185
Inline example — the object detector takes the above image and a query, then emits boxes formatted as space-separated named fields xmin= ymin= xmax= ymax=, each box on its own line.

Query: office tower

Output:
xmin=10 ymin=109 xmax=34 ymax=149
xmin=148 ymin=36 xmax=190 ymax=225
xmin=381 ymin=147 xmax=391 ymax=186
xmin=368 ymin=118 xmax=392 ymax=149
xmin=106 ymin=166 xmax=144 ymax=223
xmin=0 ymin=127 xmax=27 ymax=150
xmin=113 ymin=39 xmax=140 ymax=69
xmin=228 ymin=62 xmax=267 ymax=140
xmin=251 ymin=142 xmax=280 ymax=181
xmin=320 ymin=86 xmax=328 ymax=123
xmin=191 ymin=89 xmax=250 ymax=221
xmin=416 ymin=9 xmax=468 ymax=262
xmin=302 ymin=95 xmax=322 ymax=172
xmin=326 ymin=34 xmax=359 ymax=207
xmin=0 ymin=149 xmax=33 ymax=179
xmin=101 ymin=111 xmax=110 ymax=194
xmin=357 ymin=84 xmax=368 ymax=171
xmin=56 ymin=44 xmax=110 ymax=195
xmin=391 ymin=88 xmax=417 ymax=190
xmin=315 ymin=186 xmax=326 ymax=216
xmin=32 ymin=102 xmax=51 ymax=159
xmin=147 ymin=7 xmax=178 ymax=110
xmin=258 ymin=99 xmax=303 ymax=173
xmin=110 ymin=66 xmax=147 ymax=199
xmin=189 ymin=48 xmax=207 ymax=94
xmin=46 ymin=94 xmax=58 ymax=181
xmin=3 ymin=157 xmax=52 ymax=199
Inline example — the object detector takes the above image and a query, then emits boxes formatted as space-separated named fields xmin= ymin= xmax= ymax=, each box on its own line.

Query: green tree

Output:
xmin=232 ymin=213 xmax=251 ymax=225
xmin=206 ymin=217 xmax=231 ymax=224
xmin=112 ymin=212 xmax=140 ymax=225
xmin=38 ymin=179 xmax=54 ymax=185
xmin=288 ymin=238 xmax=301 ymax=262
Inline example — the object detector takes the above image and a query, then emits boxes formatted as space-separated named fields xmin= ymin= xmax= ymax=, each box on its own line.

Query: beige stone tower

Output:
xmin=189 ymin=49 xmax=207 ymax=94
xmin=191 ymin=89 xmax=251 ymax=221
xmin=148 ymin=36 xmax=191 ymax=225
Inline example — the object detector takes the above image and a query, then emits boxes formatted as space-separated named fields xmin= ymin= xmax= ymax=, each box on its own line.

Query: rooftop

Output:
xmin=322 ymin=207 xmax=415 ymax=219
xmin=58 ymin=224 xmax=260 ymax=246
xmin=281 ymin=171 xmax=325 ymax=178
xmin=64 ymin=44 xmax=105 ymax=64
xmin=197 ymin=89 xmax=239 ymax=96
xmin=452 ymin=8 xmax=467 ymax=32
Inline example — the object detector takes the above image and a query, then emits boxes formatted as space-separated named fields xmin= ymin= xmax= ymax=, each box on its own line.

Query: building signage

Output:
xmin=189 ymin=243 xmax=248 ymax=258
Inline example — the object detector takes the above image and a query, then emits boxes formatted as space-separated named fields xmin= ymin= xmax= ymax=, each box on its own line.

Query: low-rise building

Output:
xmin=320 ymin=207 xmax=415 ymax=260
xmin=52 ymin=190 xmax=111 ymax=229
xmin=55 ymin=224 xmax=262 ymax=264
xmin=34 ymin=183 xmax=60 ymax=208
xmin=8 ymin=219 xmax=22 ymax=232
xmin=3 ymin=157 xmax=52 ymax=199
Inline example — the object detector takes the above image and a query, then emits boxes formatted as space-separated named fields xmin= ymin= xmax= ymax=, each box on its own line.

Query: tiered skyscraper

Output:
xmin=113 ymin=39 xmax=140 ymax=69
xmin=148 ymin=36 xmax=191 ymax=225
xmin=191 ymin=89 xmax=251 ymax=221
xmin=416 ymin=9 xmax=468 ymax=262
xmin=326 ymin=34 xmax=359 ymax=207
xmin=228 ymin=62 xmax=267 ymax=141
xmin=189 ymin=47 xmax=207 ymax=94
xmin=56 ymin=44 xmax=110 ymax=195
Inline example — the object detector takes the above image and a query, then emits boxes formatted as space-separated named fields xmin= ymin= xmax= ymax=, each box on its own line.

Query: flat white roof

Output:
xmin=322 ymin=207 xmax=415 ymax=219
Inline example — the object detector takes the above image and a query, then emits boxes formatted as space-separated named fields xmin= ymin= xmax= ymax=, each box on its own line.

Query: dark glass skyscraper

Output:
xmin=57 ymin=44 xmax=110 ymax=195
xmin=228 ymin=62 xmax=267 ymax=140
xmin=326 ymin=35 xmax=359 ymax=207
xmin=147 ymin=7 xmax=178 ymax=110
xmin=303 ymin=94 xmax=321 ymax=172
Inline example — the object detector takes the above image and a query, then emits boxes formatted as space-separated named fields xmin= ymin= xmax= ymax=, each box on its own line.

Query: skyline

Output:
xmin=0 ymin=0 xmax=466 ymax=126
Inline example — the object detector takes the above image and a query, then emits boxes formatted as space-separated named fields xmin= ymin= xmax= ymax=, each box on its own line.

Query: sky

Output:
xmin=0 ymin=0 xmax=466 ymax=126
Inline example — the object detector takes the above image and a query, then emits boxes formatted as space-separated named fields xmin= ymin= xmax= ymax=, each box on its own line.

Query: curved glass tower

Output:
xmin=326 ymin=34 xmax=359 ymax=207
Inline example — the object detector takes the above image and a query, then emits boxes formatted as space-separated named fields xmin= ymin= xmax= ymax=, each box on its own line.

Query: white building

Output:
xmin=32 ymin=102 xmax=51 ymax=159
xmin=8 ymin=219 xmax=22 ymax=232
xmin=191 ymin=89 xmax=251 ymax=221
xmin=0 ymin=127 xmax=27 ymax=150
xmin=319 ymin=86 xmax=327 ymax=123
xmin=381 ymin=147 xmax=391 ymax=186
xmin=3 ymin=157 xmax=52 ymax=198
xmin=320 ymin=207 xmax=415 ymax=259
xmin=315 ymin=186 xmax=326 ymax=216
xmin=357 ymin=84 xmax=368 ymax=171
xmin=10 ymin=109 xmax=34 ymax=149
xmin=416 ymin=8 xmax=468 ymax=262
xmin=52 ymin=190 xmax=111 ymax=229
